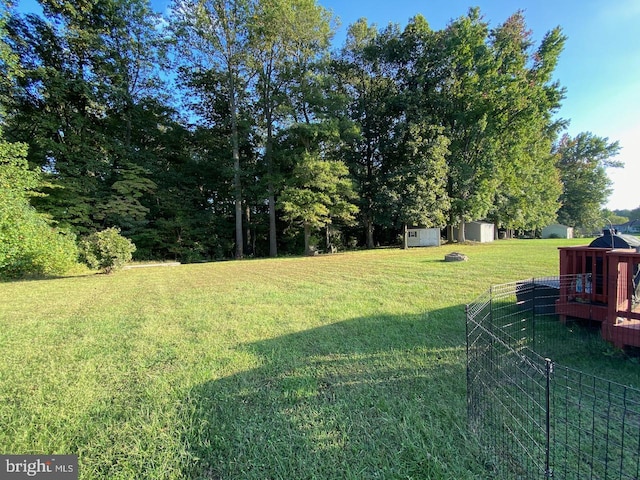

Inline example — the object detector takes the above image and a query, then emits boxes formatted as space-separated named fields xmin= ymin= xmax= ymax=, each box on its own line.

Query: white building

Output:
xmin=407 ymin=228 xmax=441 ymax=247
xmin=542 ymin=224 xmax=574 ymax=239
xmin=464 ymin=221 xmax=494 ymax=243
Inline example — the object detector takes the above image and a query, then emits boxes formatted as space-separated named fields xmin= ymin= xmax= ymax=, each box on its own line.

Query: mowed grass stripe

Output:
xmin=0 ymin=239 xmax=593 ymax=479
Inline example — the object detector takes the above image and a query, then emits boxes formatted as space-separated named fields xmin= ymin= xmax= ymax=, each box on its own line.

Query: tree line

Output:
xmin=0 ymin=0 xmax=623 ymax=268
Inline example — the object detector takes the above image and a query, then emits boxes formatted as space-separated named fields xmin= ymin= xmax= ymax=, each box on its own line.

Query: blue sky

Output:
xmin=15 ymin=0 xmax=640 ymax=210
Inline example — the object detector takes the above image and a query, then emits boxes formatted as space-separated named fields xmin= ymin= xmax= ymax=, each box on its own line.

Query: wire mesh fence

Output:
xmin=466 ymin=276 xmax=640 ymax=479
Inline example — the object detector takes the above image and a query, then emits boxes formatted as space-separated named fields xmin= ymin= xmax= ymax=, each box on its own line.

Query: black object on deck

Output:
xmin=588 ymin=229 xmax=640 ymax=249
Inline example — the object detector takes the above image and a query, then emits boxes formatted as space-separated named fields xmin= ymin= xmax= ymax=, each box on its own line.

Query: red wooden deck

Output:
xmin=557 ymin=246 xmax=640 ymax=349
xmin=604 ymin=249 xmax=640 ymax=348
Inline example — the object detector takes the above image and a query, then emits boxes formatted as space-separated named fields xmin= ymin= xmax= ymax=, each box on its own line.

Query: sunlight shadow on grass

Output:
xmin=179 ymin=308 xmax=486 ymax=479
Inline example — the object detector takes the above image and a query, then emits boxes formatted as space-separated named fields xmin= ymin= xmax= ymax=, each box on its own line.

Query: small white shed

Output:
xmin=542 ymin=224 xmax=573 ymax=239
xmin=407 ymin=227 xmax=441 ymax=247
xmin=465 ymin=221 xmax=494 ymax=243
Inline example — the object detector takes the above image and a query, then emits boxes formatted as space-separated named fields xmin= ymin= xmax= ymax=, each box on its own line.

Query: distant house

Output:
xmin=542 ymin=224 xmax=574 ymax=239
xmin=614 ymin=220 xmax=640 ymax=234
xmin=407 ymin=227 xmax=441 ymax=247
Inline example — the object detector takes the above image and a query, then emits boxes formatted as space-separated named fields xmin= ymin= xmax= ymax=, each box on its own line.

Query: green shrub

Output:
xmin=0 ymin=197 xmax=79 ymax=279
xmin=0 ymin=135 xmax=79 ymax=279
xmin=80 ymin=228 xmax=136 ymax=274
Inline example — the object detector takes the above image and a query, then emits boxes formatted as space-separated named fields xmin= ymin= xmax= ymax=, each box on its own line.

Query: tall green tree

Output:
xmin=120 ymin=100 xmax=232 ymax=261
xmin=0 ymin=3 xmax=77 ymax=277
xmin=248 ymin=0 xmax=334 ymax=257
xmin=97 ymin=0 xmax=168 ymax=230
xmin=176 ymin=62 xmax=256 ymax=259
xmin=5 ymin=10 xmax=108 ymax=232
xmin=279 ymin=152 xmax=358 ymax=255
xmin=433 ymin=9 xmax=566 ymax=241
xmin=434 ymin=9 xmax=496 ymax=242
xmin=384 ymin=123 xmax=450 ymax=249
xmin=334 ymin=19 xmax=401 ymax=248
xmin=388 ymin=15 xmax=451 ymax=248
xmin=274 ymin=114 xmax=356 ymax=252
xmin=556 ymin=132 xmax=621 ymax=229
xmin=171 ymin=0 xmax=250 ymax=259
xmin=4 ymin=0 xmax=166 ymax=234
xmin=485 ymin=13 xmax=565 ymax=234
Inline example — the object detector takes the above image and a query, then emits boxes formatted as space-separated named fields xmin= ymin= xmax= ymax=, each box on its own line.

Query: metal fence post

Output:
xmin=465 ymin=303 xmax=471 ymax=424
xmin=532 ymin=278 xmax=537 ymax=351
xmin=545 ymin=358 xmax=553 ymax=478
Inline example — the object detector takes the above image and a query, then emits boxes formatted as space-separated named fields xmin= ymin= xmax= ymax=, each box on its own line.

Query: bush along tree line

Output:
xmin=0 ymin=0 xmax=624 ymax=276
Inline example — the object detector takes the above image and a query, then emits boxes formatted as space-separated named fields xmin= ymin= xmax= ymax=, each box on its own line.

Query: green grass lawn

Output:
xmin=1 ymin=238 xmax=632 ymax=479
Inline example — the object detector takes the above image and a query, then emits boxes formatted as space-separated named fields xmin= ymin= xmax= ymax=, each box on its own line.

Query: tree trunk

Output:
xmin=233 ymin=146 xmax=243 ymax=258
xmin=245 ymin=205 xmax=252 ymax=256
xmin=457 ymin=216 xmax=466 ymax=243
xmin=365 ymin=149 xmax=374 ymax=249
xmin=365 ymin=214 xmax=374 ymax=249
xmin=268 ymin=184 xmax=277 ymax=257
xmin=402 ymin=223 xmax=409 ymax=250
xmin=304 ymin=223 xmax=311 ymax=255
xmin=264 ymin=63 xmax=278 ymax=258
xmin=229 ymin=68 xmax=243 ymax=260
xmin=326 ymin=225 xmax=331 ymax=252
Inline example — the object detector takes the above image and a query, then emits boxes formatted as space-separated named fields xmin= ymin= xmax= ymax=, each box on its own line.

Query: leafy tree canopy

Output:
xmin=279 ymin=152 xmax=358 ymax=254
xmin=556 ymin=132 xmax=621 ymax=229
